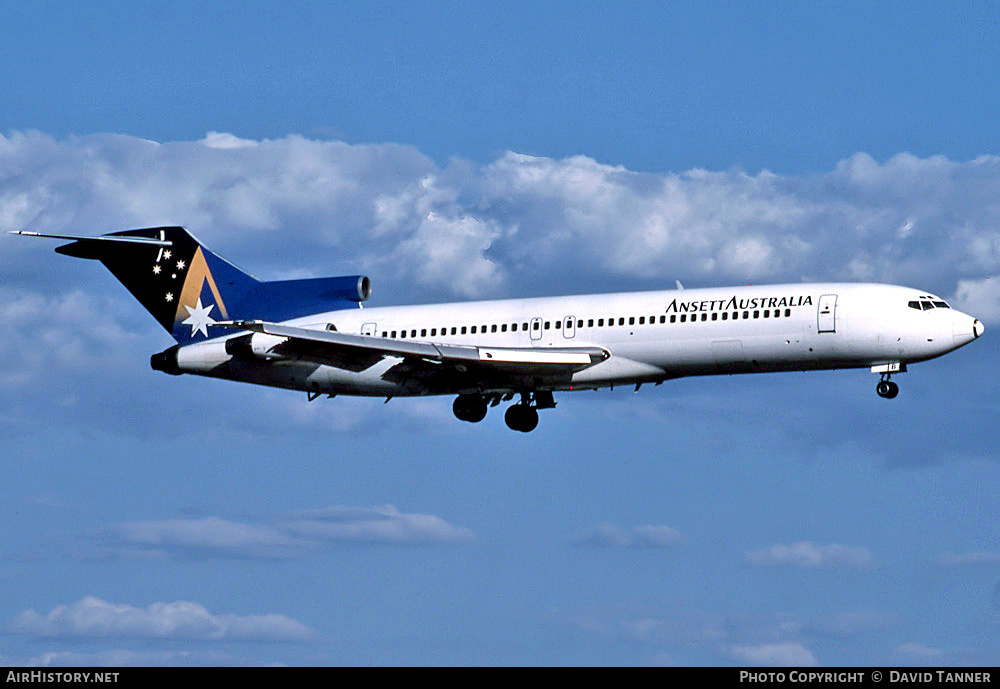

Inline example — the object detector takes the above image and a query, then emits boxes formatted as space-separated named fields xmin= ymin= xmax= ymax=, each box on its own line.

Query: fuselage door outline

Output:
xmin=817 ymin=294 xmax=837 ymax=333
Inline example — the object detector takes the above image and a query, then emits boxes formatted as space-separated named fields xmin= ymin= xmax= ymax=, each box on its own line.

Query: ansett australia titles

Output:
xmin=664 ymin=295 xmax=813 ymax=314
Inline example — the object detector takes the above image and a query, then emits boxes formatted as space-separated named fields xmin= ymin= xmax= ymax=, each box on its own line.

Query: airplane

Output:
xmin=12 ymin=226 xmax=984 ymax=432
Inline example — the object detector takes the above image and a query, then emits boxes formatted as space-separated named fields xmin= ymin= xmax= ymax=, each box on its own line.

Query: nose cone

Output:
xmin=953 ymin=314 xmax=984 ymax=347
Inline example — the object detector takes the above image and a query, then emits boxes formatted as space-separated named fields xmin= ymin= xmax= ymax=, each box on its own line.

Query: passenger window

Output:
xmin=743 ymin=311 xmax=749 ymax=319
xmin=492 ymin=324 xmax=498 ymax=333
xmin=471 ymin=326 xmax=477 ymax=334
xmin=391 ymin=330 xmax=397 ymax=338
xmin=430 ymin=328 xmax=436 ymax=336
xmin=753 ymin=311 xmax=759 ymax=319
xmin=680 ymin=314 xmax=687 ymax=322
xmin=784 ymin=309 xmax=791 ymax=317
xmin=532 ymin=322 xmax=539 ymax=330
xmin=722 ymin=312 xmax=728 ymax=320
xmin=763 ymin=310 xmax=770 ymax=318
xmin=461 ymin=326 xmax=467 ymax=334
xmin=588 ymin=319 xmax=594 ymax=327
xmin=629 ymin=317 xmax=635 ymax=325
xmin=660 ymin=315 xmax=666 ymax=324
xmin=554 ymin=321 xmax=561 ymax=329
xmin=701 ymin=313 xmax=707 ymax=321
xmin=711 ymin=313 xmax=718 ymax=321
xmin=501 ymin=324 xmax=507 ymax=332
xmin=670 ymin=315 xmax=676 ymax=323
xmin=421 ymin=329 xmax=427 ymax=336
xmin=638 ymin=316 xmax=645 ymax=325
xmin=618 ymin=317 xmax=625 ymax=326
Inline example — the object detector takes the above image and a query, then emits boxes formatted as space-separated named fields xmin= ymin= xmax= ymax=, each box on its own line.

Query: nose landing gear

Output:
xmin=876 ymin=376 xmax=899 ymax=399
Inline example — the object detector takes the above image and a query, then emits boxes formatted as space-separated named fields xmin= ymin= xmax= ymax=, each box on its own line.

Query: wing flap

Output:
xmin=220 ymin=320 xmax=609 ymax=379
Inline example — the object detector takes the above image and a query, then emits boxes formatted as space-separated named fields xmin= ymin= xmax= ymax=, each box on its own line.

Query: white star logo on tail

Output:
xmin=181 ymin=298 xmax=217 ymax=338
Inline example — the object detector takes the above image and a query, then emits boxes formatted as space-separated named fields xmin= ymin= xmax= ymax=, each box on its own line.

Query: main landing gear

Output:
xmin=452 ymin=391 xmax=554 ymax=432
xmin=876 ymin=375 xmax=899 ymax=399
xmin=504 ymin=400 xmax=538 ymax=433
xmin=452 ymin=394 xmax=488 ymax=423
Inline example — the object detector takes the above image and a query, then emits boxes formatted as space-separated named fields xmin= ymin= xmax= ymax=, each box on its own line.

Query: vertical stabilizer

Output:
xmin=53 ymin=226 xmax=260 ymax=344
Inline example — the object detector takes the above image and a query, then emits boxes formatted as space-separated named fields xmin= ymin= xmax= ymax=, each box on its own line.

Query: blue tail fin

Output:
xmin=49 ymin=226 xmax=371 ymax=344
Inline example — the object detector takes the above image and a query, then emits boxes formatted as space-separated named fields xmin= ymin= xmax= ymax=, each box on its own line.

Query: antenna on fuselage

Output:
xmin=675 ymin=280 xmax=685 ymax=290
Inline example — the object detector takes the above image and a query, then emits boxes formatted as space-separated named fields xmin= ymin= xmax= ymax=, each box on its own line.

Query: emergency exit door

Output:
xmin=817 ymin=294 xmax=837 ymax=333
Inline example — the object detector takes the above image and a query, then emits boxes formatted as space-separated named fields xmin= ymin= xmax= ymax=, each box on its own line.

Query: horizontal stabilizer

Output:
xmin=11 ymin=230 xmax=172 ymax=259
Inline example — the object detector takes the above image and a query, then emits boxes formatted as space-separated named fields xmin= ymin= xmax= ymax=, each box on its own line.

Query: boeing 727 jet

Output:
xmin=13 ymin=227 xmax=984 ymax=432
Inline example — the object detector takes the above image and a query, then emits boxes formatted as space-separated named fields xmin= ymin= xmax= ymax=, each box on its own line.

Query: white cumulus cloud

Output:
xmin=95 ymin=504 xmax=475 ymax=560
xmin=571 ymin=523 xmax=683 ymax=548
xmin=10 ymin=597 xmax=313 ymax=641
xmin=727 ymin=641 xmax=818 ymax=667
xmin=5 ymin=131 xmax=1000 ymax=313
xmin=745 ymin=541 xmax=873 ymax=569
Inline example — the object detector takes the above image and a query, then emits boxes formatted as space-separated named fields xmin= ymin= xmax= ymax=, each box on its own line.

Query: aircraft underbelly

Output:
xmin=219 ymin=358 xmax=402 ymax=397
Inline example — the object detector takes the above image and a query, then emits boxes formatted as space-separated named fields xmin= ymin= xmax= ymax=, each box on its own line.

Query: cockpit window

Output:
xmin=910 ymin=298 xmax=951 ymax=310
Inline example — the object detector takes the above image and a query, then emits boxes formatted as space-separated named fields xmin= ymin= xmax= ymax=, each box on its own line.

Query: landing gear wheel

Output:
xmin=876 ymin=380 xmax=899 ymax=399
xmin=453 ymin=394 xmax=488 ymax=422
xmin=504 ymin=404 xmax=539 ymax=432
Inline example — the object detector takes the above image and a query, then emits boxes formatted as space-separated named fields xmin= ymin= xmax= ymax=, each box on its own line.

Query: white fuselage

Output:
xmin=173 ymin=282 xmax=982 ymax=398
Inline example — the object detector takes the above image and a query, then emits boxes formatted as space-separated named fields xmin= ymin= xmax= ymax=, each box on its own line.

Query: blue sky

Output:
xmin=2 ymin=1 xmax=1000 ymax=666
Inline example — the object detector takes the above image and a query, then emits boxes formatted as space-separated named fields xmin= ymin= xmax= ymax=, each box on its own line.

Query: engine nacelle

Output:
xmin=235 ymin=275 xmax=373 ymax=322
xmin=353 ymin=275 xmax=373 ymax=302
xmin=151 ymin=340 xmax=234 ymax=374
xmin=224 ymin=333 xmax=288 ymax=360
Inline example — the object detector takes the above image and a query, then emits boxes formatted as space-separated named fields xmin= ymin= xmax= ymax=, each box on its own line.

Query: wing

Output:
xmin=220 ymin=320 xmax=610 ymax=392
